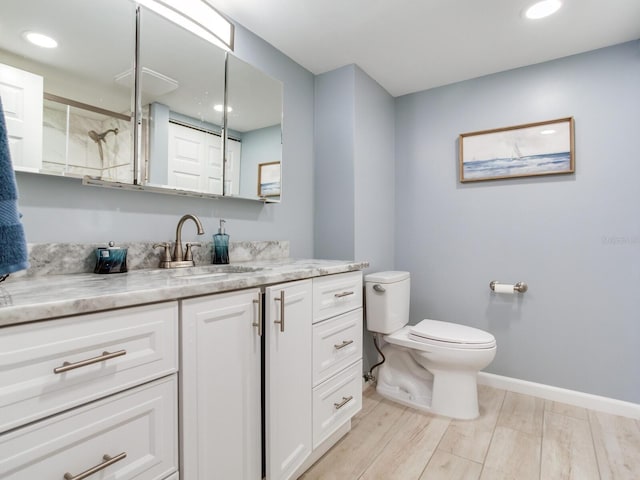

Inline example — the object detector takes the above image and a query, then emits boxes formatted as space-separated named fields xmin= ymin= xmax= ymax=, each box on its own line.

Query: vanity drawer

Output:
xmin=0 ymin=375 xmax=178 ymax=480
xmin=312 ymin=308 xmax=362 ymax=385
xmin=0 ymin=302 xmax=178 ymax=433
xmin=312 ymin=360 xmax=362 ymax=449
xmin=312 ymin=271 xmax=362 ymax=322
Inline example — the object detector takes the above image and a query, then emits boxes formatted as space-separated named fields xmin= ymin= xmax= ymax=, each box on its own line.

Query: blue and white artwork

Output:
xmin=258 ymin=161 xmax=281 ymax=197
xmin=460 ymin=118 xmax=574 ymax=182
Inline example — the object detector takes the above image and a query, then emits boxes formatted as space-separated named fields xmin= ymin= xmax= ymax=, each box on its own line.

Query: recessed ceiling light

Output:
xmin=525 ymin=0 xmax=562 ymax=20
xmin=22 ymin=31 xmax=58 ymax=49
xmin=214 ymin=104 xmax=232 ymax=112
xmin=540 ymin=129 xmax=556 ymax=135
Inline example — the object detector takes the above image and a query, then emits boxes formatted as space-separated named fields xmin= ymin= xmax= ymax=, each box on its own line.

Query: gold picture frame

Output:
xmin=258 ymin=161 xmax=281 ymax=197
xmin=459 ymin=117 xmax=575 ymax=182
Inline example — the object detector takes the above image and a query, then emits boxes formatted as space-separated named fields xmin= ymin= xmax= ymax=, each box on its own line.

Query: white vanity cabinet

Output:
xmin=180 ymin=280 xmax=315 ymax=480
xmin=0 ymin=266 xmax=366 ymax=480
xmin=265 ymin=280 xmax=313 ymax=480
xmin=180 ymin=288 xmax=262 ymax=480
xmin=0 ymin=302 xmax=180 ymax=480
xmin=310 ymin=272 xmax=363 ymax=454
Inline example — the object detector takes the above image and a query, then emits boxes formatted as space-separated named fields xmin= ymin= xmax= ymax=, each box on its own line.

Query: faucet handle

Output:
xmin=184 ymin=242 xmax=202 ymax=262
xmin=153 ymin=242 xmax=172 ymax=263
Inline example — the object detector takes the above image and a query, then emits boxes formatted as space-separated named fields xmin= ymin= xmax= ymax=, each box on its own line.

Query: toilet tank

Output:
xmin=364 ymin=271 xmax=410 ymax=334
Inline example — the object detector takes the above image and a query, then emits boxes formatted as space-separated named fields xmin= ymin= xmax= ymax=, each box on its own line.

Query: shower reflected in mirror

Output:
xmin=88 ymin=128 xmax=119 ymax=163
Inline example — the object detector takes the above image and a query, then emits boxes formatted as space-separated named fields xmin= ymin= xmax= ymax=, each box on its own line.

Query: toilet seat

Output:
xmin=408 ymin=319 xmax=496 ymax=350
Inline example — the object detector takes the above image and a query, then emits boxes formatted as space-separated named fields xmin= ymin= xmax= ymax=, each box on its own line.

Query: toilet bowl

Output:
xmin=365 ymin=271 xmax=496 ymax=419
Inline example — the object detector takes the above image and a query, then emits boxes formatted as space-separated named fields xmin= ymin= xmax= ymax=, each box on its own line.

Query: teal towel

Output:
xmin=0 ymin=97 xmax=29 ymax=275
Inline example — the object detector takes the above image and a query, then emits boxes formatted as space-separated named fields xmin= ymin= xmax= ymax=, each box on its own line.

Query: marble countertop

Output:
xmin=0 ymin=259 xmax=369 ymax=327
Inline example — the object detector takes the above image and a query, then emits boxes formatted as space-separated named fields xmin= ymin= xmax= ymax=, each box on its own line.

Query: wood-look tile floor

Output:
xmin=299 ymin=385 xmax=640 ymax=480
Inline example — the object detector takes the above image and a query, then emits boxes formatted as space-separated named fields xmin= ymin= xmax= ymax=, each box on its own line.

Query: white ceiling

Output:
xmin=209 ymin=0 xmax=640 ymax=97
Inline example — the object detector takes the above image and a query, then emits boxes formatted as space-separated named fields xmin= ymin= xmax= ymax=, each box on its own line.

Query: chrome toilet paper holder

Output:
xmin=490 ymin=280 xmax=528 ymax=293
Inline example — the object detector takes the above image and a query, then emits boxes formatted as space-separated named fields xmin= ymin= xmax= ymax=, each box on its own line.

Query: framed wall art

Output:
xmin=258 ymin=161 xmax=281 ymax=197
xmin=459 ymin=117 xmax=574 ymax=182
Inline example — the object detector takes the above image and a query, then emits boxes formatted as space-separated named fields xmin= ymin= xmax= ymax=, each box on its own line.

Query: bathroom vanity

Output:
xmin=0 ymin=258 xmax=367 ymax=480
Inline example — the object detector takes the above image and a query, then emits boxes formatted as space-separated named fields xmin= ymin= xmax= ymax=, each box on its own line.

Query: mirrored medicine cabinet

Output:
xmin=0 ymin=0 xmax=283 ymax=203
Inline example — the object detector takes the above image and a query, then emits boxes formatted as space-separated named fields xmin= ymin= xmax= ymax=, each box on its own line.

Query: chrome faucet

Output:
xmin=154 ymin=214 xmax=205 ymax=268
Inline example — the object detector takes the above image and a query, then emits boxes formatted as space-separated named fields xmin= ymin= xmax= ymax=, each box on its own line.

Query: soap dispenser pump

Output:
xmin=212 ymin=219 xmax=229 ymax=264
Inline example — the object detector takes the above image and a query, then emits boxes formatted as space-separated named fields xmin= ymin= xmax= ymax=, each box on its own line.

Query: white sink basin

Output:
xmin=171 ymin=271 xmax=228 ymax=281
xmin=169 ymin=264 xmax=265 ymax=280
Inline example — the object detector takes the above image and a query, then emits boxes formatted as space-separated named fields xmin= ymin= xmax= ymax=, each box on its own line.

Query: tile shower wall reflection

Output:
xmin=42 ymin=99 xmax=132 ymax=183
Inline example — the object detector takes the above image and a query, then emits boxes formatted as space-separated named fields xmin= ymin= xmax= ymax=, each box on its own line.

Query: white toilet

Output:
xmin=365 ymin=271 xmax=496 ymax=419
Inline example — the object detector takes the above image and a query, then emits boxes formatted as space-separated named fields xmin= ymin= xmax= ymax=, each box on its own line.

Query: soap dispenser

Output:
xmin=212 ymin=219 xmax=229 ymax=264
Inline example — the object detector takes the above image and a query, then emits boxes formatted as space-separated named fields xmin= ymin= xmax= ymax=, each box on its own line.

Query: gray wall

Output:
xmin=395 ymin=41 xmax=640 ymax=403
xmin=314 ymin=65 xmax=395 ymax=373
xmin=314 ymin=65 xmax=395 ymax=270
xmin=15 ymin=24 xmax=315 ymax=258
xmin=314 ymin=65 xmax=356 ymax=261
xmin=239 ymin=124 xmax=282 ymax=198
xmin=353 ymin=66 xmax=395 ymax=273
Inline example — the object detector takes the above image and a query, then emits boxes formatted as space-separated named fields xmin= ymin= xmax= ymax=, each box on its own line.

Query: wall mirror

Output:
xmin=226 ymin=55 xmax=283 ymax=201
xmin=0 ymin=0 xmax=136 ymax=182
xmin=1 ymin=0 xmax=284 ymax=203
xmin=139 ymin=5 xmax=226 ymax=195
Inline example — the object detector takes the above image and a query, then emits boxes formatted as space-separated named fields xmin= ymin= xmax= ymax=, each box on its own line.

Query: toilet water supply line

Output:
xmin=363 ymin=333 xmax=386 ymax=382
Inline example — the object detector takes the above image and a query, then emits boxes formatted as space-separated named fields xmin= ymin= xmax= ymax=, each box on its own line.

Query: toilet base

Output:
xmin=376 ymin=382 xmax=434 ymax=413
xmin=375 ymin=347 xmax=434 ymax=412
xmin=375 ymin=344 xmax=482 ymax=420
xmin=429 ymin=368 xmax=480 ymax=420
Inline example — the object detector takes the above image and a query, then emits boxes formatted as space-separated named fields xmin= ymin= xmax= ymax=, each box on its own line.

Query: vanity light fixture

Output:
xmin=524 ymin=0 xmax=562 ymax=20
xmin=22 ymin=31 xmax=58 ymax=49
xmin=135 ymin=0 xmax=234 ymax=51
xmin=214 ymin=104 xmax=232 ymax=113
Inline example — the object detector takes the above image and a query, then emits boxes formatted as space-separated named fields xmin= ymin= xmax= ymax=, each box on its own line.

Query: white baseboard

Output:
xmin=478 ymin=372 xmax=640 ymax=419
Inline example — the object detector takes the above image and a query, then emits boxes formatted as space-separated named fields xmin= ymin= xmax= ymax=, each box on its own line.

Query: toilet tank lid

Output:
xmin=365 ymin=271 xmax=410 ymax=283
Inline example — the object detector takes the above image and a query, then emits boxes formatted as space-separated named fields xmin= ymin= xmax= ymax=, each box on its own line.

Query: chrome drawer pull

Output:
xmin=273 ymin=290 xmax=285 ymax=332
xmin=334 ymin=396 xmax=353 ymax=410
xmin=334 ymin=291 xmax=354 ymax=298
xmin=334 ymin=340 xmax=354 ymax=350
xmin=253 ymin=292 xmax=263 ymax=337
xmin=63 ymin=452 xmax=127 ymax=480
xmin=53 ymin=349 xmax=127 ymax=374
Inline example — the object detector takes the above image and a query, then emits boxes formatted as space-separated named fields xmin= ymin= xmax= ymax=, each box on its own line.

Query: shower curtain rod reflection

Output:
xmin=43 ymin=93 xmax=130 ymax=121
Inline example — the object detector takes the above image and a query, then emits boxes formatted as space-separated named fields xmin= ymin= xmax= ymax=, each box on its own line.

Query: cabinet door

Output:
xmin=180 ymin=289 xmax=262 ymax=480
xmin=265 ymin=280 xmax=313 ymax=480
xmin=0 ymin=63 xmax=43 ymax=171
